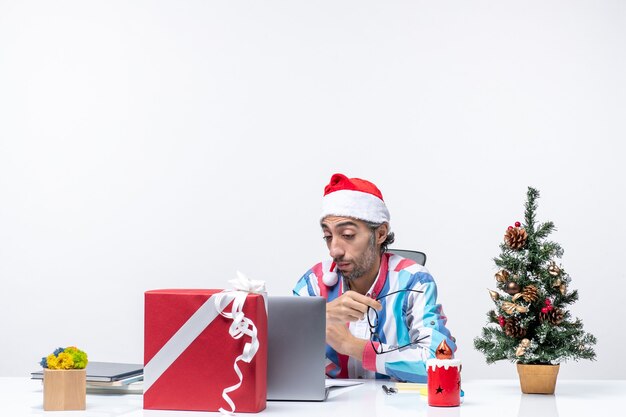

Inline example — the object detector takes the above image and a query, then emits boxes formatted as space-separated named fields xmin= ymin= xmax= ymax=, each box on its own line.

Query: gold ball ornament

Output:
xmin=495 ymin=270 xmax=510 ymax=283
xmin=505 ymin=281 xmax=521 ymax=295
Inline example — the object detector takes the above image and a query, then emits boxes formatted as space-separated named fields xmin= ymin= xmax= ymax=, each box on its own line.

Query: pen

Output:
xmin=382 ymin=385 xmax=397 ymax=395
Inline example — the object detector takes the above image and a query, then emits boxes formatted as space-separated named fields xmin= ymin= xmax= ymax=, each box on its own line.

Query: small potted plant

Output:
xmin=474 ymin=187 xmax=596 ymax=394
xmin=40 ymin=346 xmax=88 ymax=410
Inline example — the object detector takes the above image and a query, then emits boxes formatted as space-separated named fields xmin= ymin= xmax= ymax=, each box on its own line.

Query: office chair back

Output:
xmin=388 ymin=249 xmax=427 ymax=266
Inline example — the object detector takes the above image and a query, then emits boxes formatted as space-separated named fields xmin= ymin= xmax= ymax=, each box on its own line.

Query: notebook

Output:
xmin=267 ymin=296 xmax=328 ymax=401
xmin=31 ymin=361 xmax=143 ymax=383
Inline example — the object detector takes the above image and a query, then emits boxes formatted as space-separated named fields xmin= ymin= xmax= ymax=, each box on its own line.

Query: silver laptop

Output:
xmin=267 ymin=296 xmax=328 ymax=401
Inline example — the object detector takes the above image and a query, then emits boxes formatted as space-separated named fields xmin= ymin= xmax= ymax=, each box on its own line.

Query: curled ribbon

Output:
xmin=214 ymin=271 xmax=266 ymax=415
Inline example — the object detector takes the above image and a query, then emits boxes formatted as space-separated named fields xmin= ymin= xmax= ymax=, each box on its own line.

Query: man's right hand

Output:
xmin=326 ymin=290 xmax=382 ymax=323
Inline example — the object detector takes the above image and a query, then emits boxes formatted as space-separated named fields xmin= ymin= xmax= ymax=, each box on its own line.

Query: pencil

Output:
xmin=394 ymin=383 xmax=428 ymax=395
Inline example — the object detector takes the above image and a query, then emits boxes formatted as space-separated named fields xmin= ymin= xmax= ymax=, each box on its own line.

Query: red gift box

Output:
xmin=144 ymin=289 xmax=267 ymax=412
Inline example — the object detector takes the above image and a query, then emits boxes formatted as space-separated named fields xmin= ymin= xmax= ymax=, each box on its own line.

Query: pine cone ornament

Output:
xmin=504 ymin=317 xmax=527 ymax=338
xmin=504 ymin=227 xmax=528 ymax=250
xmin=540 ymin=307 xmax=564 ymax=325
xmin=520 ymin=285 xmax=539 ymax=303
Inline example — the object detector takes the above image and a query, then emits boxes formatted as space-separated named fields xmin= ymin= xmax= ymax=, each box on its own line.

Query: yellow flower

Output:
xmin=46 ymin=354 xmax=59 ymax=369
xmin=56 ymin=352 xmax=75 ymax=370
xmin=47 ymin=352 xmax=75 ymax=369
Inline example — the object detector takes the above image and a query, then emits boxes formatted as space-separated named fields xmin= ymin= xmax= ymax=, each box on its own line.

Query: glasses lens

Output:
xmin=367 ymin=307 xmax=378 ymax=328
xmin=368 ymin=289 xmax=425 ymax=355
xmin=370 ymin=333 xmax=383 ymax=354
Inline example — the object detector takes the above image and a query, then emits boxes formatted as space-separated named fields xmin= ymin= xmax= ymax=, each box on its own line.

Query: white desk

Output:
xmin=2 ymin=378 xmax=623 ymax=416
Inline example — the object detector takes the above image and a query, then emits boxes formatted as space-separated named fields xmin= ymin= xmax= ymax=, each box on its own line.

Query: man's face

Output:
xmin=321 ymin=216 xmax=381 ymax=281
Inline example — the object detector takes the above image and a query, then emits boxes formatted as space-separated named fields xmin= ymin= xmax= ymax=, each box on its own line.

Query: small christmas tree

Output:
xmin=474 ymin=187 xmax=596 ymax=365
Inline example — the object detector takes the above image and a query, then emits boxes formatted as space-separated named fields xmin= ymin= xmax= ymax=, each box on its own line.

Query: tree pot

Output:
xmin=43 ymin=368 xmax=86 ymax=411
xmin=516 ymin=363 xmax=560 ymax=395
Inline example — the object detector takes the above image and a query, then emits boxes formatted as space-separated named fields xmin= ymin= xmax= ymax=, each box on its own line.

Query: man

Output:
xmin=293 ymin=173 xmax=456 ymax=383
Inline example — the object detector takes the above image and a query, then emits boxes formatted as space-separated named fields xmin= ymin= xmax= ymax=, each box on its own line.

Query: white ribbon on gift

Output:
xmin=213 ymin=272 xmax=266 ymax=415
xmin=143 ymin=272 xmax=266 ymax=415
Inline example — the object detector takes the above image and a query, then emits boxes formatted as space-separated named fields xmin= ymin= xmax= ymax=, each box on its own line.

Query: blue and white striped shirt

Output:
xmin=293 ymin=252 xmax=456 ymax=383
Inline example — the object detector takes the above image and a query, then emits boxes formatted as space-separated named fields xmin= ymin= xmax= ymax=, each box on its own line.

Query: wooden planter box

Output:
xmin=43 ymin=368 xmax=86 ymax=411
xmin=516 ymin=363 xmax=560 ymax=395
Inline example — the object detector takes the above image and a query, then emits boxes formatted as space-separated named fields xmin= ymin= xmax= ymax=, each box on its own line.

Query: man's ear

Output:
xmin=376 ymin=223 xmax=389 ymax=244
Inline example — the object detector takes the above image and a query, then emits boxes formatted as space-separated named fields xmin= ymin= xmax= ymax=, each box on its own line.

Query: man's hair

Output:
xmin=364 ymin=221 xmax=395 ymax=254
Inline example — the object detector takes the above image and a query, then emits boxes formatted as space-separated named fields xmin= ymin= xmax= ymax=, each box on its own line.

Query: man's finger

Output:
xmin=338 ymin=303 xmax=366 ymax=321
xmin=345 ymin=291 xmax=382 ymax=311
xmin=343 ymin=298 xmax=368 ymax=315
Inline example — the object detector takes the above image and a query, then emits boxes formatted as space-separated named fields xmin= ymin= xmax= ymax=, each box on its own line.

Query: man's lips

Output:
xmin=336 ymin=262 xmax=351 ymax=269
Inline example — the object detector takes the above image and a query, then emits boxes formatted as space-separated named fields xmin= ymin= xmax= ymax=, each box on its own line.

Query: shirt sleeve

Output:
xmin=361 ymin=274 xmax=457 ymax=383
xmin=293 ymin=269 xmax=321 ymax=296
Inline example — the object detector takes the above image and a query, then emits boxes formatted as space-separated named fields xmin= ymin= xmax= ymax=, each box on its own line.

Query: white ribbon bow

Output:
xmin=214 ymin=271 xmax=266 ymax=415
xmin=228 ymin=270 xmax=267 ymax=293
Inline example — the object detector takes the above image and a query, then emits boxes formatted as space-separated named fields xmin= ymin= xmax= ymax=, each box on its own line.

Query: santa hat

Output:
xmin=320 ymin=173 xmax=390 ymax=286
xmin=321 ymin=173 xmax=390 ymax=224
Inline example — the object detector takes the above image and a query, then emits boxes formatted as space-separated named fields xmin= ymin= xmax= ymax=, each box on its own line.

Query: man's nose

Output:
xmin=328 ymin=239 xmax=345 ymax=259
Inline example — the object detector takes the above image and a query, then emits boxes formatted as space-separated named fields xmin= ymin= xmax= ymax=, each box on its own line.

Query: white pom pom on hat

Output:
xmin=322 ymin=262 xmax=338 ymax=286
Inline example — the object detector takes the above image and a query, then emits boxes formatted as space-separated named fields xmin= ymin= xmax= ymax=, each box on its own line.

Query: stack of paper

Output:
xmin=31 ymin=362 xmax=144 ymax=395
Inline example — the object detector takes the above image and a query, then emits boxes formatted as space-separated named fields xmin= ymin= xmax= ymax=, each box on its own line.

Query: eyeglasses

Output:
xmin=367 ymin=289 xmax=425 ymax=355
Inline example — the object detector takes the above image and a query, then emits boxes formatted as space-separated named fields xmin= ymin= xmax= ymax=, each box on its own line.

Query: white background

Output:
xmin=1 ymin=1 xmax=624 ymax=380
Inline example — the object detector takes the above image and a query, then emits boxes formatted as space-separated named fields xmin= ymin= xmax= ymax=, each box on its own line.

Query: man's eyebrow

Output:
xmin=320 ymin=220 xmax=360 ymax=229
xmin=336 ymin=221 xmax=359 ymax=228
